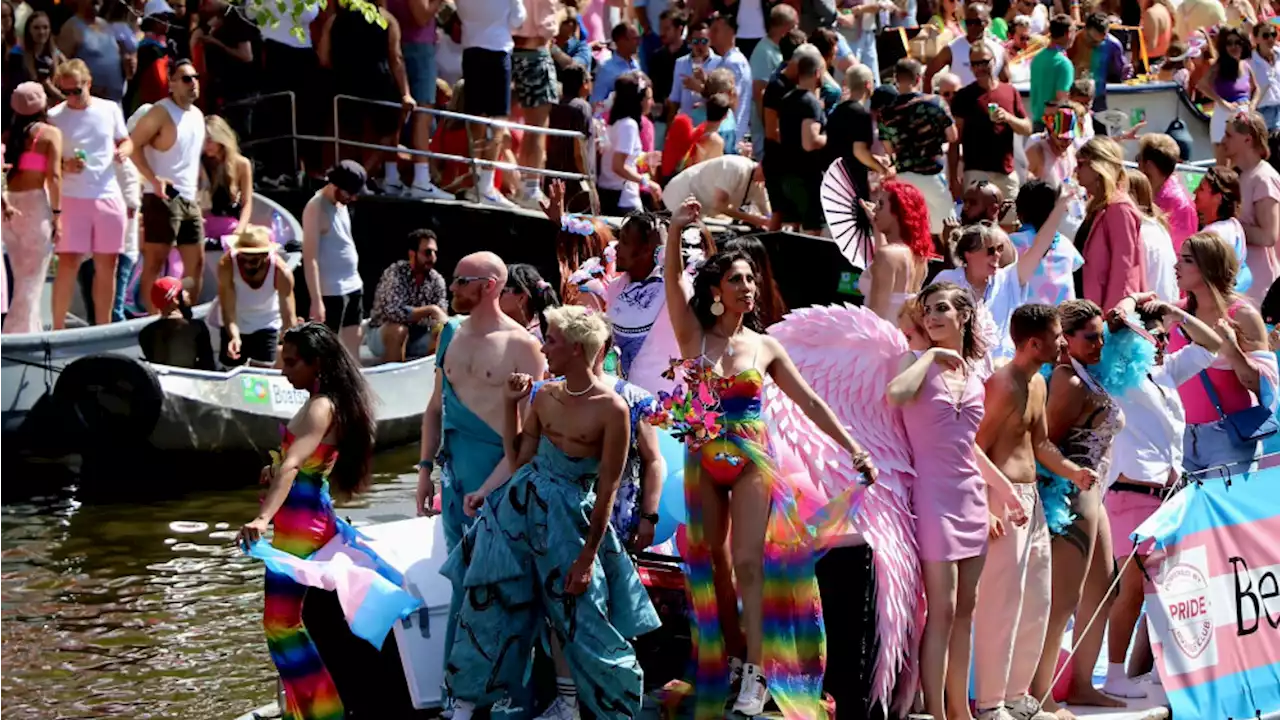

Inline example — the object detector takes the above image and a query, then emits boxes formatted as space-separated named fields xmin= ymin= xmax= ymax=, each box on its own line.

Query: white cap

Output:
xmin=143 ymin=0 xmax=174 ymax=18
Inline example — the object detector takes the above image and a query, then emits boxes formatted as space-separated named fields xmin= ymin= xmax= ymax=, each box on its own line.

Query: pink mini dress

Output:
xmin=899 ymin=355 xmax=989 ymax=562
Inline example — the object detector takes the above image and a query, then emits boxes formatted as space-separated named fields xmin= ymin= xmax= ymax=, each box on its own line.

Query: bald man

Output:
xmin=418 ymin=252 xmax=546 ymax=714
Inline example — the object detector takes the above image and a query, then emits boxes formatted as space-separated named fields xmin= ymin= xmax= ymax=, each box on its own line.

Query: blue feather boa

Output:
xmin=1037 ymin=322 xmax=1157 ymax=534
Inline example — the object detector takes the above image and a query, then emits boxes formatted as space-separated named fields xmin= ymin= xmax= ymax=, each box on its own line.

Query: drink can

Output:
xmin=987 ymin=103 xmax=1000 ymax=120
xmin=74 ymin=149 xmax=87 ymax=162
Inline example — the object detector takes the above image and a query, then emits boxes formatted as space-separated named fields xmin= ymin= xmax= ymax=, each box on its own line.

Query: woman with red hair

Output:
xmin=858 ymin=180 xmax=937 ymax=321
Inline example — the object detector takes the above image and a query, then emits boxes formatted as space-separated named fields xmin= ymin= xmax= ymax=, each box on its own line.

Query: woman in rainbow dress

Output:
xmin=653 ymin=198 xmax=879 ymax=718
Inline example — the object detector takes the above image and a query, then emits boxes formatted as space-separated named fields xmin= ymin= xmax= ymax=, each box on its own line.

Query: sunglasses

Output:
xmin=179 ymin=73 xmax=199 ymax=84
xmin=1227 ymin=39 xmax=1245 ymax=48
xmin=972 ymin=58 xmax=992 ymax=67
xmin=60 ymin=86 xmax=84 ymax=96
xmin=691 ymin=37 xmax=709 ymax=45
xmin=983 ymin=244 xmax=1005 ymax=257
xmin=452 ymin=275 xmax=494 ymax=286
xmin=1261 ymin=32 xmax=1277 ymax=40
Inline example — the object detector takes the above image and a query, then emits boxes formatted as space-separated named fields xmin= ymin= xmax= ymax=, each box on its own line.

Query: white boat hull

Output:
xmin=149 ymin=357 xmax=434 ymax=454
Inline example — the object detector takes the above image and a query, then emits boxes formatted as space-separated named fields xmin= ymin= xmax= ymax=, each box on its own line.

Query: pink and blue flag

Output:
xmin=247 ymin=518 xmax=423 ymax=648
xmin=1133 ymin=466 xmax=1280 ymax=720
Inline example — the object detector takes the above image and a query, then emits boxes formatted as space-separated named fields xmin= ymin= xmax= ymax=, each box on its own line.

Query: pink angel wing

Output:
xmin=761 ymin=304 xmax=924 ymax=717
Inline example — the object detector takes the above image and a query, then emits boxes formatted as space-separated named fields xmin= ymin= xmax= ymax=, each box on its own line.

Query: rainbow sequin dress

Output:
xmin=263 ymin=430 xmax=344 ymax=720
xmin=652 ymin=359 xmax=838 ymax=720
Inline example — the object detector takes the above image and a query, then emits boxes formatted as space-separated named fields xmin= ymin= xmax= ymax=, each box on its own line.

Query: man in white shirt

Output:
xmin=457 ymin=0 xmax=527 ymax=207
xmin=47 ymin=59 xmax=134 ymax=329
xmin=1251 ymin=22 xmax=1280 ymax=131
xmin=131 ymin=59 xmax=208 ymax=310
xmin=1099 ymin=294 xmax=1221 ymax=701
xmin=923 ymin=2 xmax=1008 ymax=90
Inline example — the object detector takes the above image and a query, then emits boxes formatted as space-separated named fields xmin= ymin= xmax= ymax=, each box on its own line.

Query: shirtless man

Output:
xmin=973 ymin=304 xmax=1098 ymax=720
xmin=417 ymin=251 xmax=545 ymax=716
xmin=444 ymin=305 xmax=658 ymax=720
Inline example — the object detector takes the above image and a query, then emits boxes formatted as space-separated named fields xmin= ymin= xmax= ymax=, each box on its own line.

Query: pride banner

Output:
xmin=1133 ymin=468 xmax=1280 ymax=720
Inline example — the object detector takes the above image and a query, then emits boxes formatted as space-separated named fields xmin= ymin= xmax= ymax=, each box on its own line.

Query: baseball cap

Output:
xmin=326 ymin=160 xmax=367 ymax=195
xmin=150 ymin=276 xmax=190 ymax=310
xmin=10 ymin=82 xmax=47 ymax=116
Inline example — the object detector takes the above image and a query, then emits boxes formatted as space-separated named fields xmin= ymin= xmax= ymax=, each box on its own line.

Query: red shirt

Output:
xmin=952 ymin=80 xmax=1026 ymax=174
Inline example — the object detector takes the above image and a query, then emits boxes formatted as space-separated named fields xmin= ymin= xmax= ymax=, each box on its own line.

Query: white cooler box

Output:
xmin=358 ymin=516 xmax=452 ymax=710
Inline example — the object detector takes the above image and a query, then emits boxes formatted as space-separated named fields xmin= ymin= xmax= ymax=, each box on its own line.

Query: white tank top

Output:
xmin=234 ymin=253 xmax=283 ymax=333
xmin=143 ymin=98 xmax=206 ymax=202
xmin=947 ymin=35 xmax=1004 ymax=86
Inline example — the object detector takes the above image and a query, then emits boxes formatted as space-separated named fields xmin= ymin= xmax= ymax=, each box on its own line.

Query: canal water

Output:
xmin=1 ymin=447 xmax=421 ymax=720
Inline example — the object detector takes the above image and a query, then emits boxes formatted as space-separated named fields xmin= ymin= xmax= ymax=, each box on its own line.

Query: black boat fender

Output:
xmin=53 ymin=353 xmax=164 ymax=448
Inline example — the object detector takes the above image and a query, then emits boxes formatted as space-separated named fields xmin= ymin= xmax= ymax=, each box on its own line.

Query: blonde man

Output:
xmin=443 ymin=304 xmax=660 ymax=720
xmin=47 ymin=59 xmax=133 ymax=329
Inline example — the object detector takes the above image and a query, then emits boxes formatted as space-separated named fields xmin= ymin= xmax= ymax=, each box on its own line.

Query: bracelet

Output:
xmin=850 ymin=450 xmax=872 ymax=470
xmin=417 ymin=459 xmax=433 ymax=471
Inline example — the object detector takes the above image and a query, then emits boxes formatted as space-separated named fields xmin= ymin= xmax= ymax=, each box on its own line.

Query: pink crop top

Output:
xmin=1169 ymin=299 xmax=1255 ymax=425
xmin=15 ymin=125 xmax=48 ymax=174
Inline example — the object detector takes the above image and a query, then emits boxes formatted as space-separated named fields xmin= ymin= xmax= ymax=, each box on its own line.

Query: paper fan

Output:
xmin=820 ymin=157 xmax=874 ymax=269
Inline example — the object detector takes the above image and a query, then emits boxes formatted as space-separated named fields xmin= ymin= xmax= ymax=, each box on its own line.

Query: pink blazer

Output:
xmin=1082 ymin=198 xmax=1147 ymax=312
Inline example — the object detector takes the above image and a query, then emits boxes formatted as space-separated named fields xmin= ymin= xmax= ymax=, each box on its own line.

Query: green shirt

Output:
xmin=991 ymin=17 xmax=1008 ymax=40
xmin=1029 ymin=45 xmax=1074 ymax=123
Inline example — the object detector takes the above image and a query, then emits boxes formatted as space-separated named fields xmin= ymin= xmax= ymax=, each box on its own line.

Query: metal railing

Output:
xmin=331 ymin=95 xmax=599 ymax=214
xmin=216 ymin=91 xmax=599 ymax=214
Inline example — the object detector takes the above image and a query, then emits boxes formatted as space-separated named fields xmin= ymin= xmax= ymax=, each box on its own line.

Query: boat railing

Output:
xmin=331 ymin=95 xmax=600 ymax=214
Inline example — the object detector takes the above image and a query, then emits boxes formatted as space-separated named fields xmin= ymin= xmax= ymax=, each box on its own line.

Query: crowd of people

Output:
xmin=7 ymin=0 xmax=1280 ymax=719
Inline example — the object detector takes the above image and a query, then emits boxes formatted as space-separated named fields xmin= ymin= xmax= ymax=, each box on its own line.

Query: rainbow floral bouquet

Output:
xmin=648 ymin=359 xmax=726 ymax=451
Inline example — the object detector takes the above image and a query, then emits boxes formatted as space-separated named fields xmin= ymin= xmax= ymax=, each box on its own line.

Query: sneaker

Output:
xmin=731 ymin=662 xmax=770 ymax=716
xmin=405 ymin=182 xmax=455 ymax=200
xmin=384 ymin=180 xmax=410 ymax=197
xmin=1006 ymin=695 xmax=1057 ymax=720
xmin=515 ymin=187 xmax=547 ymax=210
xmin=1102 ymin=673 xmax=1149 ymax=699
xmin=533 ymin=696 xmax=580 ymax=720
xmin=976 ymin=707 xmax=1016 ymax=720
xmin=479 ymin=189 xmax=518 ymax=209
xmin=450 ymin=700 xmax=475 ymax=720
xmin=726 ymin=657 xmax=745 ymax=708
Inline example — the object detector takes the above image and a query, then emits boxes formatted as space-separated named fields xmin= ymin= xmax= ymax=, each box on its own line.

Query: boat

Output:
xmin=137 ymin=352 xmax=432 ymax=455
xmin=1 ymin=194 xmax=303 ymax=440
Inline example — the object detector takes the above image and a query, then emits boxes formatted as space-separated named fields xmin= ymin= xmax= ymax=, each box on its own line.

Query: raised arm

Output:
xmin=765 ymin=336 xmax=877 ymax=479
xmin=1016 ymin=188 xmax=1070 ymax=285
xmin=887 ymin=348 xmax=963 ymax=406
xmin=238 ymin=397 xmax=334 ymax=546
xmin=666 ymin=198 xmax=705 ymax=354
xmin=1216 ymin=305 xmax=1268 ymax=393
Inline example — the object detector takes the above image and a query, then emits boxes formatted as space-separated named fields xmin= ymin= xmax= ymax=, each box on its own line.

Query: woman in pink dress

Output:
xmin=887 ymin=281 xmax=1026 ymax=720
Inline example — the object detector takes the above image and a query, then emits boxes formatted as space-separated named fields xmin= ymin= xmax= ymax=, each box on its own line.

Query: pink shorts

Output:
xmin=59 ymin=196 xmax=127 ymax=255
xmin=1106 ymin=485 xmax=1163 ymax=557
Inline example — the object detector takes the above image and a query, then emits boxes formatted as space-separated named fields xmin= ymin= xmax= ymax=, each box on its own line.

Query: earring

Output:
xmin=711 ymin=295 xmax=725 ymax=316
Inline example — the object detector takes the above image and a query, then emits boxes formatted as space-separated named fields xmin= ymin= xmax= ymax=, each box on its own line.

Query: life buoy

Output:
xmin=53 ymin=354 xmax=163 ymax=447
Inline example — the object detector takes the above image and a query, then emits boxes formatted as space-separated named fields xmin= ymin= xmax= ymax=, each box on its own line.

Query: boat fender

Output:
xmin=1165 ymin=118 xmax=1193 ymax=162
xmin=53 ymin=353 xmax=164 ymax=447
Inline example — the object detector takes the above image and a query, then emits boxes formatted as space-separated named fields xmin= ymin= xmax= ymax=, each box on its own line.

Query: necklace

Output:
xmin=943 ymin=364 xmax=969 ymax=416
xmin=564 ymin=380 xmax=593 ymax=397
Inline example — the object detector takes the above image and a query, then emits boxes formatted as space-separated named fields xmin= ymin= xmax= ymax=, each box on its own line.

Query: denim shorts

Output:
xmin=1182 ymin=419 xmax=1261 ymax=478
xmin=462 ymin=48 xmax=511 ymax=117
xmin=1260 ymin=105 xmax=1280 ymax=132
xmin=403 ymin=41 xmax=438 ymax=106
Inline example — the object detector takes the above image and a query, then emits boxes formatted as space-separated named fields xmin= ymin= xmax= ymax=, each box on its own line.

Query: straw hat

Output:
xmin=230 ymin=225 xmax=274 ymax=254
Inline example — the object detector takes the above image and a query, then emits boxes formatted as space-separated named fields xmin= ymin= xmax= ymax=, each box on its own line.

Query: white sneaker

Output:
xmin=450 ymin=700 xmax=475 ymax=720
xmin=479 ymin=189 xmax=518 ymax=209
xmin=515 ymin=187 xmax=547 ymax=210
xmin=384 ymin=180 xmax=409 ymax=196
xmin=731 ymin=662 xmax=770 ymax=716
xmin=406 ymin=182 xmax=454 ymax=200
xmin=1103 ymin=673 xmax=1149 ymax=699
xmin=1006 ymin=694 xmax=1057 ymax=720
xmin=533 ymin=696 xmax=580 ymax=720
xmin=976 ymin=707 xmax=1017 ymax=720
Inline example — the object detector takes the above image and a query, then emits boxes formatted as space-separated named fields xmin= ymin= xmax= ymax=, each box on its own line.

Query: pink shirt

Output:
xmin=1240 ymin=161 xmax=1280 ymax=306
xmin=1082 ymin=199 xmax=1147 ymax=312
xmin=513 ymin=0 xmax=560 ymax=39
xmin=1154 ymin=175 xmax=1198 ymax=252
xmin=1168 ymin=299 xmax=1256 ymax=424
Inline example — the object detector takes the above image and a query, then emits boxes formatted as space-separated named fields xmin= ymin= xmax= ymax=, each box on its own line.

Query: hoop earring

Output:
xmin=711 ymin=295 xmax=725 ymax=317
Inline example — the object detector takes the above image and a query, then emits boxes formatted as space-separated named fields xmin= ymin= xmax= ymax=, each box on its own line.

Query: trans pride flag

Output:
xmin=247 ymin=518 xmax=423 ymax=648
xmin=1133 ymin=467 xmax=1280 ymax=720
